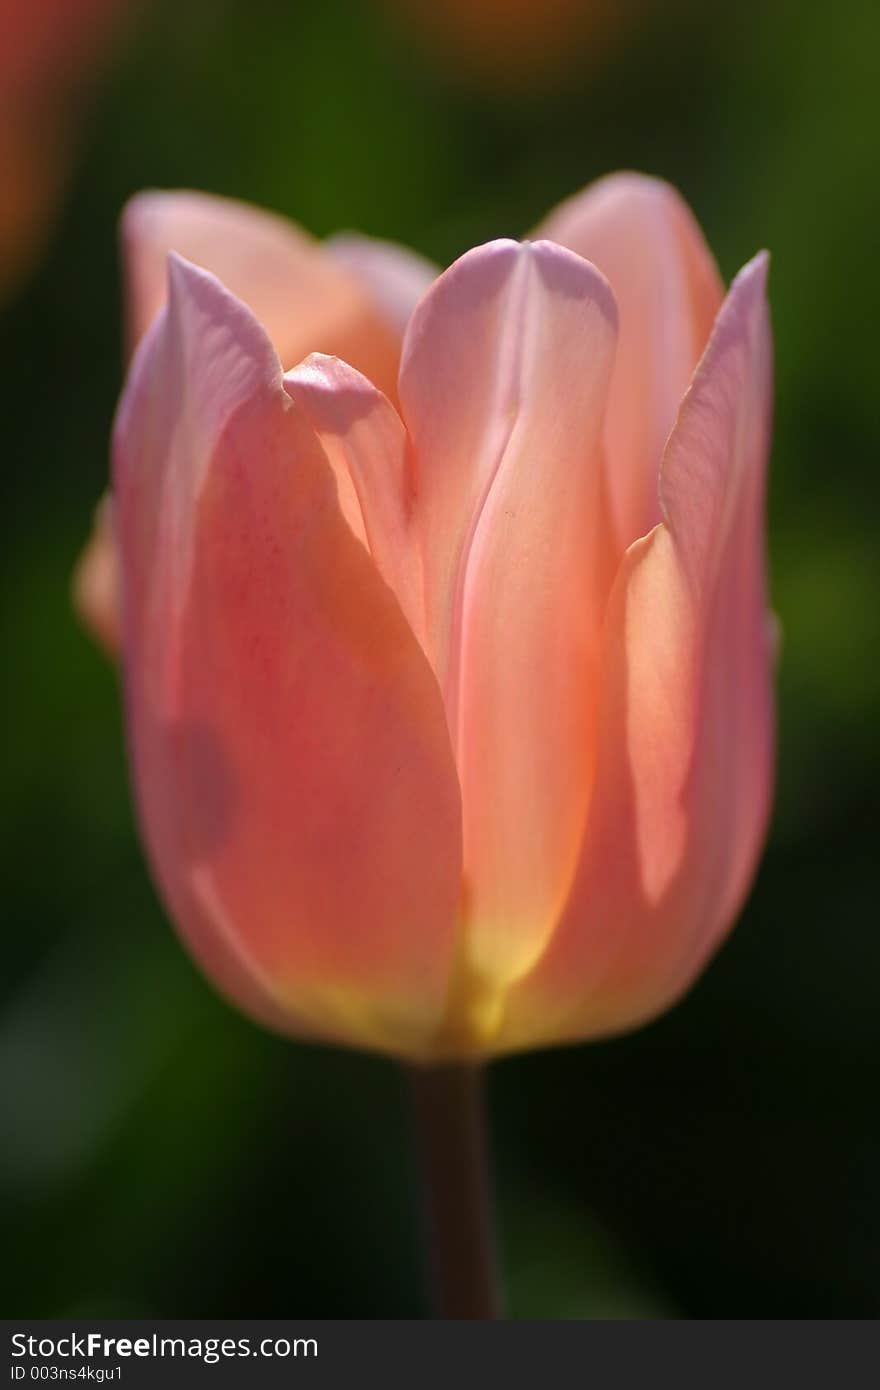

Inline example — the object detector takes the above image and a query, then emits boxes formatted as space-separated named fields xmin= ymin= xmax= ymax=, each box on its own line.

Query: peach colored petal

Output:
xmin=120 ymin=189 xmax=401 ymax=397
xmin=114 ymin=254 xmax=462 ymax=1058
xmin=398 ymin=239 xmax=618 ymax=1027
xmin=538 ymin=172 xmax=724 ymax=556
xmin=284 ymin=353 xmax=425 ymax=644
xmin=501 ymin=253 xmax=774 ymax=1054
xmin=327 ymin=232 xmax=439 ymax=337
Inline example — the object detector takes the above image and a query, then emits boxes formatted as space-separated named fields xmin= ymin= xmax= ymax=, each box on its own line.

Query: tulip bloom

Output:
xmin=110 ymin=174 xmax=774 ymax=1060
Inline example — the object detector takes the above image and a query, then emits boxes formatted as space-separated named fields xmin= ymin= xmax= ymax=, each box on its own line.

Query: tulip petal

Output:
xmin=502 ymin=253 xmax=774 ymax=1053
xmin=121 ymin=190 xmax=401 ymax=396
xmin=283 ymin=354 xmax=425 ymax=643
xmin=326 ymin=232 xmax=439 ymax=337
xmin=114 ymin=254 xmax=462 ymax=1057
xmin=399 ymin=239 xmax=618 ymax=1025
xmin=538 ymin=173 xmax=724 ymax=553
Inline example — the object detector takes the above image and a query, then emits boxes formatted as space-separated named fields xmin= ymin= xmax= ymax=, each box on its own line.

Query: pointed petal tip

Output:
xmin=161 ymin=248 xmax=221 ymax=324
xmin=656 ymin=239 xmax=773 ymax=576
xmin=663 ymin=246 xmax=770 ymax=430
xmin=163 ymin=249 xmax=283 ymax=382
xmin=698 ymin=247 xmax=771 ymax=367
xmin=163 ymin=248 xmax=224 ymax=326
xmin=165 ymin=246 xmax=219 ymax=297
xmin=733 ymin=248 xmax=771 ymax=295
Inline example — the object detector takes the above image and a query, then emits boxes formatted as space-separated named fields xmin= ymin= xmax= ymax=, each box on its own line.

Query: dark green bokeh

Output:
xmin=2 ymin=0 xmax=878 ymax=1317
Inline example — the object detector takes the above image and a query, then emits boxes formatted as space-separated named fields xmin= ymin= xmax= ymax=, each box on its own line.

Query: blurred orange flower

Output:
xmin=0 ymin=0 xmax=134 ymax=300
xmin=382 ymin=0 xmax=623 ymax=90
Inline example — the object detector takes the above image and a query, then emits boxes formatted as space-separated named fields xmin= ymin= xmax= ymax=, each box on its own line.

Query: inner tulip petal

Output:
xmin=121 ymin=189 xmax=401 ymax=396
xmin=326 ymin=232 xmax=440 ymax=338
xmin=284 ymin=354 xmax=425 ymax=644
xmin=399 ymin=239 xmax=618 ymax=1028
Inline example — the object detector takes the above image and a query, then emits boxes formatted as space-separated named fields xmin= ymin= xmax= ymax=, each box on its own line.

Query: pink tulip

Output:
xmin=73 ymin=190 xmax=436 ymax=651
xmin=109 ymin=173 xmax=775 ymax=1059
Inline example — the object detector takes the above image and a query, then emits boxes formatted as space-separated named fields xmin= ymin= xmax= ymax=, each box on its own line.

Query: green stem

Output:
xmin=408 ymin=1061 xmax=502 ymax=1319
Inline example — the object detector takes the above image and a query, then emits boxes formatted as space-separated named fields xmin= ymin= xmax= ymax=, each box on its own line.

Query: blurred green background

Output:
xmin=2 ymin=0 xmax=878 ymax=1318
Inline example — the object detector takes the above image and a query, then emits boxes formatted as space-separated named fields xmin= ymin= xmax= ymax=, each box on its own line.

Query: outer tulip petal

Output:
xmin=399 ymin=239 xmax=618 ymax=1033
xmin=538 ymin=173 xmax=724 ymax=554
xmin=114 ymin=254 xmax=462 ymax=1058
xmin=121 ymin=190 xmax=401 ymax=396
xmin=326 ymin=232 xmax=439 ymax=338
xmin=501 ymin=253 xmax=774 ymax=1054
xmin=283 ymin=354 xmax=425 ymax=644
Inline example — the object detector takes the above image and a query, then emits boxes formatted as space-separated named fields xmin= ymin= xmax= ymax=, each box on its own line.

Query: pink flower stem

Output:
xmin=407 ymin=1062 xmax=502 ymax=1319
